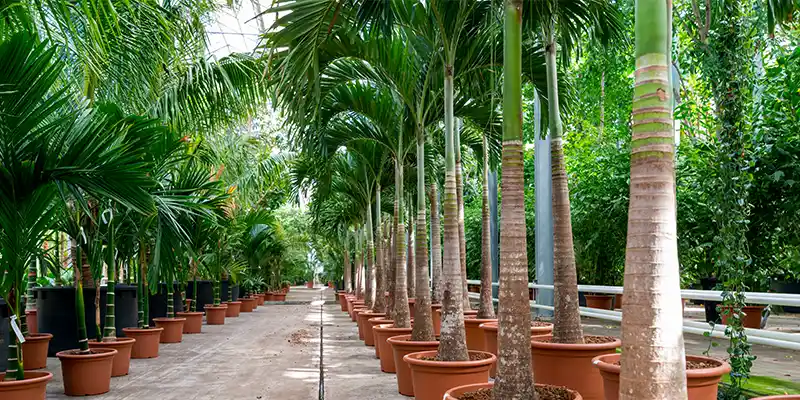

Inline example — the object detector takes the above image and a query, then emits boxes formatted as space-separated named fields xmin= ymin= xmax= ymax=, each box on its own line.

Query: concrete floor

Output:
xmin=39 ymin=288 xmax=800 ymax=399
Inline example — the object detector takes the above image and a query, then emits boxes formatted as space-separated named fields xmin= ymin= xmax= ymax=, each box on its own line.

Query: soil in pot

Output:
xmin=719 ymin=305 xmax=767 ymax=329
xmin=357 ymin=311 xmax=386 ymax=346
xmin=434 ymin=308 xmax=478 ymax=337
xmin=56 ymin=348 xmax=117 ymax=396
xmin=21 ymin=333 xmax=53 ymax=370
xmin=88 ymin=337 xmax=136 ymax=376
xmin=205 ymin=304 xmax=227 ymax=325
xmin=464 ymin=317 xmax=497 ymax=352
xmin=122 ymin=327 xmax=163 ymax=358
xmin=0 ymin=370 xmax=53 ymax=400
xmin=240 ymin=297 xmax=256 ymax=312
xmin=226 ymin=301 xmax=242 ymax=317
xmin=153 ymin=317 xmax=186 ymax=343
xmin=373 ymin=324 xmax=414 ymax=373
xmin=592 ymin=353 xmax=731 ymax=400
xmin=176 ymin=311 xmax=203 ymax=334
xmin=481 ymin=321 xmax=553 ymax=377
xmin=404 ymin=350 xmax=496 ymax=400
xmin=369 ymin=317 xmax=393 ymax=358
xmin=584 ymin=294 xmax=614 ymax=310
xmin=25 ymin=309 xmax=38 ymax=334
xmin=388 ymin=334 xmax=439 ymax=396
xmin=444 ymin=382 xmax=582 ymax=400
xmin=531 ymin=335 xmax=621 ymax=400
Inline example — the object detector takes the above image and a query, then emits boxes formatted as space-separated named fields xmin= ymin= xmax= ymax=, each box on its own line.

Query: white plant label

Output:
xmin=10 ymin=315 xmax=26 ymax=343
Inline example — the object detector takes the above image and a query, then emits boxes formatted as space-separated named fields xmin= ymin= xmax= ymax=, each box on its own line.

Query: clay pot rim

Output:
xmin=226 ymin=301 xmax=242 ymax=305
xmin=0 ymin=371 xmax=53 ymax=387
xmin=241 ymin=297 xmax=256 ymax=302
xmin=592 ymin=353 xmax=732 ymax=378
xmin=531 ymin=335 xmax=621 ymax=351
xmin=122 ymin=327 xmax=164 ymax=334
xmin=403 ymin=350 xmax=496 ymax=368
xmin=88 ymin=337 xmax=136 ymax=345
xmin=479 ymin=321 xmax=554 ymax=333
xmin=464 ymin=317 xmax=498 ymax=324
xmin=443 ymin=382 xmax=581 ymax=400
xmin=374 ymin=324 xmax=414 ymax=333
xmin=435 ymin=309 xmax=478 ymax=315
xmin=56 ymin=347 xmax=118 ymax=360
xmin=204 ymin=304 xmax=228 ymax=309
xmin=585 ymin=294 xmax=615 ymax=298
xmin=176 ymin=311 xmax=204 ymax=316
xmin=387 ymin=334 xmax=439 ymax=347
xmin=152 ymin=317 xmax=187 ymax=323
xmin=24 ymin=332 xmax=53 ymax=341
xmin=358 ymin=311 xmax=386 ymax=317
xmin=368 ymin=317 xmax=393 ymax=324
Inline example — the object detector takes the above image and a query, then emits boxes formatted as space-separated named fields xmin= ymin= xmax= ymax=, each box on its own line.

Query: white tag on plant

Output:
xmin=10 ymin=315 xmax=26 ymax=343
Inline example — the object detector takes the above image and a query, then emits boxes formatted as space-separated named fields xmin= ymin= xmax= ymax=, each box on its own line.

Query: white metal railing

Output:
xmin=466 ymin=280 xmax=800 ymax=351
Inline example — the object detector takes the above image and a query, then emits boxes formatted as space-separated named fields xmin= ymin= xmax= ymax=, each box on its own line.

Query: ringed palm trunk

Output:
xmin=366 ymin=203 xmax=376 ymax=310
xmin=5 ymin=283 xmax=23 ymax=380
xmin=406 ymin=201 xmax=416 ymax=298
xmin=438 ymin=63 xmax=469 ymax=361
xmin=373 ymin=186 xmax=387 ymax=314
xmin=392 ymin=153 xmax=411 ymax=329
xmin=103 ymin=222 xmax=117 ymax=340
xmin=429 ymin=183 xmax=443 ymax=305
xmin=355 ymin=226 xmax=363 ymax=300
xmin=139 ymin=241 xmax=150 ymax=328
xmin=412 ymin=123 xmax=435 ymax=341
xmin=75 ymin=244 xmax=90 ymax=353
xmin=344 ymin=231 xmax=352 ymax=293
xmin=477 ymin=133 xmax=496 ymax=319
xmin=493 ymin=2 xmax=535 ymax=396
xmin=386 ymin=221 xmax=396 ymax=320
xmin=545 ymin=27 xmax=583 ymax=344
xmin=619 ymin=1 xmax=688 ymax=398
xmin=455 ymin=127 xmax=471 ymax=311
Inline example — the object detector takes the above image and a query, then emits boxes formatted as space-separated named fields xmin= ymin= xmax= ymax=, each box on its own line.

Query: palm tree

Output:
xmin=0 ymin=34 xmax=155 ymax=379
xmin=618 ymin=1 xmax=688 ymax=398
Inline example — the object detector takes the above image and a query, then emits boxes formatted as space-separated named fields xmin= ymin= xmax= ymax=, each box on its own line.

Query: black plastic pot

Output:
xmin=221 ymin=280 xmax=240 ymax=302
xmin=148 ymin=282 xmax=183 ymax=325
xmin=770 ymin=280 xmax=800 ymax=313
xmin=35 ymin=285 xmax=138 ymax=357
xmin=700 ymin=277 xmax=720 ymax=323
xmin=0 ymin=297 xmax=9 ymax=371
xmin=186 ymin=280 xmax=213 ymax=311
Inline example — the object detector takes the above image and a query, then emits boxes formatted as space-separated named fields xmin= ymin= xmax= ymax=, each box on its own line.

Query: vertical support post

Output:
xmin=534 ymin=90 xmax=554 ymax=316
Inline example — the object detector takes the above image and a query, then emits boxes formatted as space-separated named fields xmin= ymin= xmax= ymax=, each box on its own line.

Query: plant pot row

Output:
xmin=342 ymin=293 xmax=737 ymax=400
xmin=1 ymin=291 xmax=268 ymax=399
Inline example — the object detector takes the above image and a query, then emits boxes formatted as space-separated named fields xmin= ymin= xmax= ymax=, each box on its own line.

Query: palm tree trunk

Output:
xmin=386 ymin=221 xmax=396 ymax=320
xmin=75 ymin=244 xmax=90 ymax=353
xmin=477 ymin=133 xmax=496 ymax=319
xmin=366 ymin=202 xmax=376 ymax=310
xmin=493 ymin=2 xmax=535 ymax=396
xmin=344 ymin=231 xmax=352 ymax=292
xmin=406 ymin=201 xmax=416 ymax=298
xmin=393 ymin=153 xmax=411 ymax=328
xmin=103 ymin=222 xmax=117 ymax=340
xmin=619 ymin=1 xmax=687 ymax=398
xmin=545 ymin=27 xmax=583 ymax=344
xmin=455 ymin=126 xmax=471 ymax=311
xmin=355 ymin=226 xmax=363 ymax=299
xmin=429 ymin=183 xmax=443 ymax=305
xmin=373 ymin=185 xmax=387 ymax=314
xmin=438 ymin=63 xmax=469 ymax=361
xmin=5 ymin=284 xmax=23 ymax=381
xmin=140 ymin=241 xmax=150 ymax=328
xmin=413 ymin=123 xmax=435 ymax=341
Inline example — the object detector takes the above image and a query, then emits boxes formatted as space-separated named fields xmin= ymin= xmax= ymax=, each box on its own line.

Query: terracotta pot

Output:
xmin=306 ymin=282 xmax=314 ymax=288
xmin=184 ymin=299 xmax=192 ymax=311
xmin=25 ymin=309 xmax=38 ymax=334
xmin=21 ymin=333 xmax=52 ymax=370
xmin=368 ymin=317 xmax=393 ymax=358
xmin=88 ymin=337 xmax=136 ymax=377
xmin=256 ymin=293 xmax=265 ymax=305
xmin=240 ymin=297 xmax=257 ymax=312
xmin=350 ymin=300 xmax=366 ymax=320
xmin=404 ymin=350 xmax=496 ymax=400
xmin=122 ymin=327 xmax=163 ymax=358
xmin=464 ymin=317 xmax=497 ymax=351
xmin=751 ymin=396 xmax=800 ymax=399
xmin=338 ymin=292 xmax=349 ymax=311
xmin=0 ymin=371 xmax=53 ymax=399
xmin=373 ymin=324 xmax=414 ymax=373
xmin=176 ymin=311 xmax=203 ymax=334
xmin=265 ymin=293 xmax=275 ymax=301
xmin=585 ymin=294 xmax=614 ymax=310
xmin=444 ymin=382 xmax=582 ymax=400
xmin=226 ymin=301 xmax=242 ymax=317
xmin=614 ymin=293 xmax=623 ymax=309
xmin=205 ymin=304 xmax=227 ymax=325
xmin=408 ymin=298 xmax=416 ymax=316
xmin=56 ymin=348 xmax=117 ymax=396
xmin=357 ymin=311 xmax=386 ymax=346
xmin=719 ymin=305 xmax=766 ymax=329
xmin=351 ymin=305 xmax=367 ymax=322
xmin=271 ymin=292 xmax=286 ymax=301
xmin=592 ymin=353 xmax=731 ymax=400
xmin=388 ymin=334 xmax=439 ymax=396
xmin=434 ymin=308 xmax=478 ymax=337
xmin=153 ymin=317 xmax=186 ymax=343
xmin=346 ymin=296 xmax=357 ymax=315
xmin=531 ymin=335 xmax=621 ymax=400
xmin=480 ymin=321 xmax=553 ymax=377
